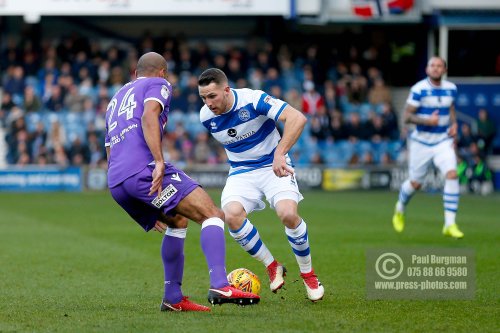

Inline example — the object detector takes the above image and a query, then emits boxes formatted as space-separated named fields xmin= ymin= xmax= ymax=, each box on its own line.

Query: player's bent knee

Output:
xmin=197 ymin=203 xmax=225 ymax=224
xmin=207 ymin=206 xmax=225 ymax=221
xmin=410 ymin=181 xmax=422 ymax=190
xmin=446 ymin=170 xmax=457 ymax=179
xmin=277 ymin=211 xmax=300 ymax=228
xmin=192 ymin=207 xmax=224 ymax=225
xmin=225 ymin=214 xmax=245 ymax=230
xmin=159 ymin=213 xmax=189 ymax=228
xmin=175 ymin=187 xmax=224 ymax=223
xmin=223 ymin=203 xmax=246 ymax=228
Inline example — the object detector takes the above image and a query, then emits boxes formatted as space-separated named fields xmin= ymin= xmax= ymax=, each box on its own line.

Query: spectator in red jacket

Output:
xmin=301 ymin=80 xmax=324 ymax=115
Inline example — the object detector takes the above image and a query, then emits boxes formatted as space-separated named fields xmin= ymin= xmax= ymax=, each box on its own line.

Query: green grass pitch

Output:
xmin=0 ymin=190 xmax=498 ymax=332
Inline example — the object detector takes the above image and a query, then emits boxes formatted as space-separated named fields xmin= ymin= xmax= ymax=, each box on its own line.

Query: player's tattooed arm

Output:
xmin=404 ymin=104 xmax=439 ymax=126
xmin=448 ymin=102 xmax=458 ymax=137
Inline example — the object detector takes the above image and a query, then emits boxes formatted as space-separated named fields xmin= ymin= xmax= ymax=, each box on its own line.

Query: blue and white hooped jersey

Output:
xmin=200 ymin=88 xmax=288 ymax=176
xmin=407 ymin=78 xmax=457 ymax=145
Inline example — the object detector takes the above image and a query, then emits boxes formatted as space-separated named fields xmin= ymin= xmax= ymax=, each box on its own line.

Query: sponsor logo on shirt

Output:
xmin=227 ymin=128 xmax=237 ymax=137
xmin=151 ymin=184 xmax=178 ymax=208
xmin=210 ymin=121 xmax=217 ymax=130
xmin=264 ymin=95 xmax=277 ymax=106
xmin=222 ymin=130 xmax=256 ymax=145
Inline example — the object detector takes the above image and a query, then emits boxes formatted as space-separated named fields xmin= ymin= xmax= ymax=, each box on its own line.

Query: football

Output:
xmin=227 ymin=268 xmax=261 ymax=295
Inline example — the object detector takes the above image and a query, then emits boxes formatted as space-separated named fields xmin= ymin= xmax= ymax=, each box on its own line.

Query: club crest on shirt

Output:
xmin=161 ymin=85 xmax=170 ymax=99
xmin=238 ymin=109 xmax=250 ymax=121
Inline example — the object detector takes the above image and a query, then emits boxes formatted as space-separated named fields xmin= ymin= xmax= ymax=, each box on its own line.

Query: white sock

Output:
xmin=285 ymin=219 xmax=312 ymax=274
xmin=229 ymin=219 xmax=274 ymax=267
xmin=397 ymin=179 xmax=416 ymax=213
xmin=443 ymin=179 xmax=460 ymax=227
xmin=165 ymin=227 xmax=187 ymax=238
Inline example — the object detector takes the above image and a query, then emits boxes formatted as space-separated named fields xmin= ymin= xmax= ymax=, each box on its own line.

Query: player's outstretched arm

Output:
xmin=142 ymin=100 xmax=165 ymax=196
xmin=273 ymin=105 xmax=307 ymax=177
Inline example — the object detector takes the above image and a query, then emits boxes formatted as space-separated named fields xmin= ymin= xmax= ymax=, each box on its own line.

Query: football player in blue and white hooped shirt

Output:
xmin=198 ymin=68 xmax=324 ymax=302
xmin=392 ymin=56 xmax=464 ymax=239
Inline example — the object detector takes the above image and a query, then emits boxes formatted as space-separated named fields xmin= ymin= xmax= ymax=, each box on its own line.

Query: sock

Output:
xmin=285 ymin=219 xmax=312 ymax=274
xmin=396 ymin=179 xmax=416 ymax=212
xmin=200 ymin=217 xmax=229 ymax=289
xmin=443 ymin=179 xmax=460 ymax=227
xmin=162 ymin=227 xmax=187 ymax=304
xmin=229 ymin=219 xmax=275 ymax=267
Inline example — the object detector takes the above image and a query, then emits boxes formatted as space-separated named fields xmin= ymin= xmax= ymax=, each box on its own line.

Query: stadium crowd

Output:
xmin=0 ymin=31 xmax=495 ymax=179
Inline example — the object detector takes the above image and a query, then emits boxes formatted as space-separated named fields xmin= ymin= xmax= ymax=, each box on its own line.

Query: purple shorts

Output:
xmin=109 ymin=163 xmax=199 ymax=231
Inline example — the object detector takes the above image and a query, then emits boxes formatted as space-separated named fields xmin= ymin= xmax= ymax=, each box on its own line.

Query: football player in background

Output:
xmin=198 ymin=68 xmax=324 ymax=302
xmin=392 ymin=56 xmax=464 ymax=238
xmin=105 ymin=52 xmax=259 ymax=312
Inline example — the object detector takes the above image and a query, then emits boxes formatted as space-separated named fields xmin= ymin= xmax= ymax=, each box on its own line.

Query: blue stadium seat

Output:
xmin=185 ymin=111 xmax=206 ymax=138
xmin=25 ymin=112 xmax=42 ymax=132
xmin=388 ymin=140 xmax=403 ymax=162
xmin=359 ymin=103 xmax=373 ymax=121
xmin=166 ymin=111 xmax=185 ymax=133
xmin=370 ymin=140 xmax=389 ymax=164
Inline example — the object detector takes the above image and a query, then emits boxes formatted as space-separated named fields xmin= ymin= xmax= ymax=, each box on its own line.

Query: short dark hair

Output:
xmin=198 ymin=68 xmax=228 ymax=87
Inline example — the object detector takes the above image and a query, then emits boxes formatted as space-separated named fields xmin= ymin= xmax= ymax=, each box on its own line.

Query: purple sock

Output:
xmin=200 ymin=218 xmax=229 ymax=289
xmin=161 ymin=233 xmax=185 ymax=304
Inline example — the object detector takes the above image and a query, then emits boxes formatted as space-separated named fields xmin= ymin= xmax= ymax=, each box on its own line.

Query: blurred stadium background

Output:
xmin=0 ymin=0 xmax=499 ymax=194
xmin=1 ymin=2 xmax=500 ymax=332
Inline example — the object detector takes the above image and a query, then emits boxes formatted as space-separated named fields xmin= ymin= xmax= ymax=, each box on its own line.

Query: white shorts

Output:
xmin=221 ymin=167 xmax=303 ymax=214
xmin=408 ymin=138 xmax=457 ymax=183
